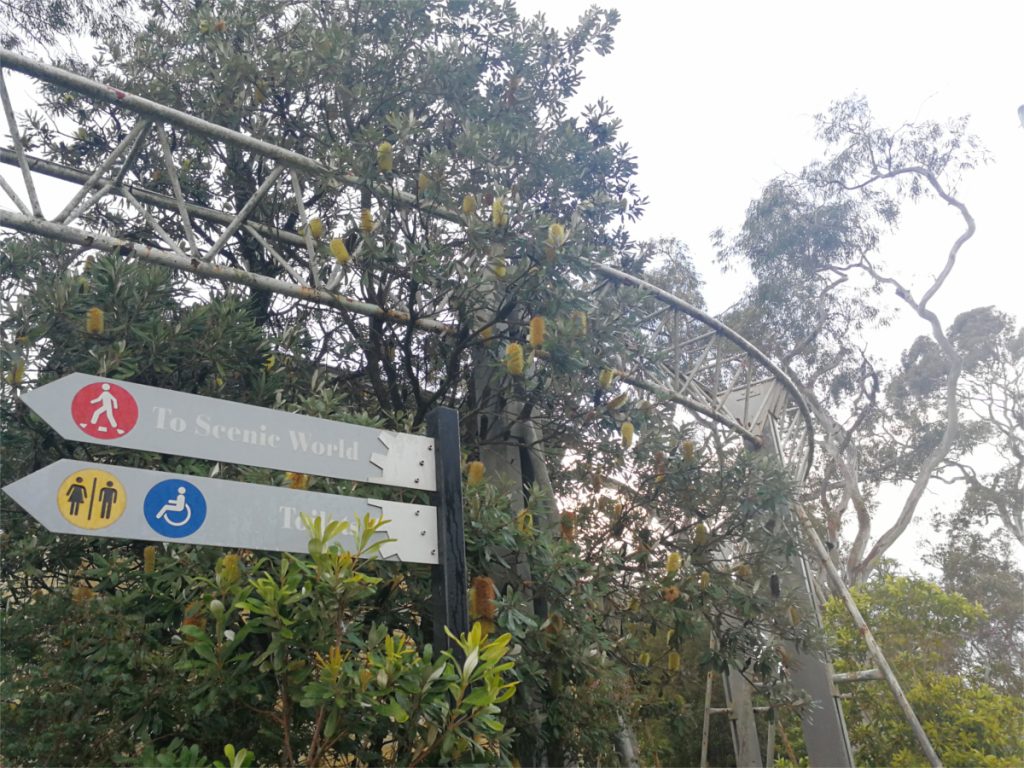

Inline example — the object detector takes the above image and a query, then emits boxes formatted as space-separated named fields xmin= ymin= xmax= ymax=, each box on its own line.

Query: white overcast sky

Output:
xmin=514 ymin=0 xmax=1023 ymax=566
xmin=516 ymin=0 xmax=1023 ymax=317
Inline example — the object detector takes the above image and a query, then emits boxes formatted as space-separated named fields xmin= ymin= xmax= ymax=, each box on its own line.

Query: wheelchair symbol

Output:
xmin=144 ymin=479 xmax=206 ymax=538
xmin=156 ymin=486 xmax=192 ymax=527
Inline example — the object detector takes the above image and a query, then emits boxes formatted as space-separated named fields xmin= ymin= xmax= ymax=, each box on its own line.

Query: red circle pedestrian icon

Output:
xmin=70 ymin=381 xmax=139 ymax=440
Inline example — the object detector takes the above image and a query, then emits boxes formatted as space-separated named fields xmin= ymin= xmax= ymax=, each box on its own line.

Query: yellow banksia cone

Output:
xmin=330 ymin=238 xmax=350 ymax=264
xmin=699 ymin=571 xmax=710 ymax=591
xmin=516 ymin=508 xmax=533 ymax=534
xmin=547 ymin=222 xmax=567 ymax=248
xmin=286 ymin=472 xmax=310 ymax=490
xmin=529 ymin=316 xmax=546 ymax=347
xmin=360 ymin=208 xmax=373 ymax=234
xmin=462 ymin=194 xmax=477 ymax=216
xmin=218 ymin=553 xmax=242 ymax=587
xmin=571 ymin=310 xmax=587 ymax=336
xmin=377 ymin=141 xmax=393 ymax=173
xmin=72 ymin=585 xmax=95 ymax=603
xmin=6 ymin=358 xmax=25 ymax=386
xmin=735 ymin=563 xmax=753 ymax=581
xmin=491 ymin=197 xmax=508 ymax=227
xmin=505 ymin=342 xmax=524 ymax=376
xmin=667 ymin=651 xmax=681 ymax=672
xmin=307 ymin=217 xmax=324 ymax=239
xmin=639 ymin=651 xmax=651 ymax=666
xmin=86 ymin=307 xmax=104 ymax=334
xmin=469 ymin=575 xmax=497 ymax=634
xmin=693 ymin=522 xmax=708 ymax=547
xmin=666 ymin=551 xmax=682 ymax=575
xmin=467 ymin=460 xmax=485 ymax=486
xmin=143 ymin=545 xmax=157 ymax=574
xmin=560 ymin=511 xmax=575 ymax=541
xmin=789 ymin=605 xmax=801 ymax=626
xmin=621 ymin=420 xmax=634 ymax=448
xmin=607 ymin=392 xmax=629 ymax=410
xmin=662 ymin=585 xmax=681 ymax=603
xmin=682 ymin=440 xmax=695 ymax=461
xmin=598 ymin=367 xmax=615 ymax=389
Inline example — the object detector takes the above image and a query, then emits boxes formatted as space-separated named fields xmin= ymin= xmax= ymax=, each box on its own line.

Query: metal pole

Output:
xmin=794 ymin=503 xmax=943 ymax=767
xmin=427 ymin=407 xmax=469 ymax=653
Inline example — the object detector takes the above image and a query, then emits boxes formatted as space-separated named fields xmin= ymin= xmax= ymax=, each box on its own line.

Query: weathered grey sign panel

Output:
xmin=21 ymin=374 xmax=435 ymax=491
xmin=3 ymin=459 xmax=439 ymax=564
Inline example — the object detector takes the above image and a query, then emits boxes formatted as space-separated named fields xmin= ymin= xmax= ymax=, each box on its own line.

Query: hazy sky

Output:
xmin=513 ymin=0 xmax=1023 ymax=566
xmin=515 ymin=0 xmax=1022 ymax=315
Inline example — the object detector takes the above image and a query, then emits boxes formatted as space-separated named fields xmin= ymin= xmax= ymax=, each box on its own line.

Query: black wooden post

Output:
xmin=426 ymin=407 xmax=469 ymax=652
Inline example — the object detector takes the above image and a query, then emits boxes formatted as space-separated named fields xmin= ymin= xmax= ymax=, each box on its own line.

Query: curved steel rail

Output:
xmin=0 ymin=52 xmax=813 ymax=475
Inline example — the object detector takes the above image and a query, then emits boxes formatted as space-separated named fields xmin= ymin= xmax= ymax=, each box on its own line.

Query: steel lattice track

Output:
xmin=0 ymin=51 xmax=812 ymax=474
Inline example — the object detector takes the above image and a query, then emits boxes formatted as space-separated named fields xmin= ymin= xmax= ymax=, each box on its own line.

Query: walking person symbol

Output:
xmin=89 ymin=383 xmax=121 ymax=434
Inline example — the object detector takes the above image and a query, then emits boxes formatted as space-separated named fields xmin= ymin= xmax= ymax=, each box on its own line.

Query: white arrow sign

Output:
xmin=21 ymin=374 xmax=435 ymax=491
xmin=3 ymin=460 xmax=439 ymax=564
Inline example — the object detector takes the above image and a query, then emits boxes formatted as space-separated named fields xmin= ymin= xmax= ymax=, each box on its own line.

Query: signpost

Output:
xmin=4 ymin=375 xmax=469 ymax=648
xmin=21 ymin=373 xmax=436 ymax=491
xmin=4 ymin=459 xmax=440 ymax=563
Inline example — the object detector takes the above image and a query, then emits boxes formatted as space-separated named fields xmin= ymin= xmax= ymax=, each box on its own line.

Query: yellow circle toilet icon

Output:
xmin=57 ymin=469 xmax=126 ymax=529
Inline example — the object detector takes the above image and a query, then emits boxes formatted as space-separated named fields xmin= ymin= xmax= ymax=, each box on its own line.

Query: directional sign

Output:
xmin=4 ymin=460 xmax=439 ymax=564
xmin=21 ymin=374 xmax=435 ymax=491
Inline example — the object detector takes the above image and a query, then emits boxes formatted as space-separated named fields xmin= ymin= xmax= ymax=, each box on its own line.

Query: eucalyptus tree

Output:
xmin=719 ymin=96 xmax=1004 ymax=583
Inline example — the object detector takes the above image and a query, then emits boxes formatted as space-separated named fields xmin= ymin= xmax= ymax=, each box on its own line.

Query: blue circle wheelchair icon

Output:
xmin=144 ymin=479 xmax=206 ymax=538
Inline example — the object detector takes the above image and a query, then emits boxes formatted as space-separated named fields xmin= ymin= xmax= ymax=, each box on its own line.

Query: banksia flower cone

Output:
xmin=330 ymin=238 xmax=350 ymax=263
xmin=682 ymin=440 xmax=695 ymax=461
xmin=6 ymin=358 xmax=25 ymax=385
xmin=666 ymin=551 xmax=682 ymax=575
xmin=529 ymin=316 xmax=545 ymax=347
xmin=516 ymin=508 xmax=533 ymax=534
xmin=469 ymin=575 xmax=497 ymax=634
xmin=286 ymin=472 xmax=310 ymax=490
xmin=693 ymin=523 xmax=708 ymax=547
xmin=699 ymin=571 xmax=710 ymax=591
xmin=571 ymin=310 xmax=587 ymax=336
xmin=143 ymin=545 xmax=157 ymax=574
xmin=218 ymin=553 xmax=242 ymax=588
xmin=667 ymin=651 xmax=681 ymax=672
xmin=462 ymin=194 xmax=477 ymax=216
xmin=505 ymin=342 xmax=524 ymax=376
xmin=86 ymin=307 xmax=104 ymax=334
xmin=467 ymin=460 xmax=485 ymax=486
xmin=491 ymin=198 xmax=508 ymax=227
xmin=360 ymin=208 xmax=373 ymax=234
xmin=547 ymin=222 xmax=566 ymax=248
xmin=307 ymin=218 xmax=324 ymax=239
xmin=598 ymin=368 xmax=615 ymax=389
xmin=377 ymin=141 xmax=393 ymax=173
xmin=621 ymin=420 xmax=634 ymax=448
